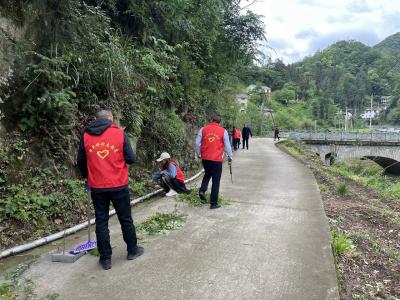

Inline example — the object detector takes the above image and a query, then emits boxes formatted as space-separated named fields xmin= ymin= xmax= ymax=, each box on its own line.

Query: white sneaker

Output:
xmin=166 ymin=189 xmax=177 ymax=197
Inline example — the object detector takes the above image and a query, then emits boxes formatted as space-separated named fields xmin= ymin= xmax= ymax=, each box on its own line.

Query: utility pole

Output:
xmin=369 ymin=94 xmax=373 ymax=130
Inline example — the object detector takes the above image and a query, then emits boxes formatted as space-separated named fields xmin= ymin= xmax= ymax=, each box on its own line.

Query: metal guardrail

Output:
xmin=285 ymin=131 xmax=400 ymax=142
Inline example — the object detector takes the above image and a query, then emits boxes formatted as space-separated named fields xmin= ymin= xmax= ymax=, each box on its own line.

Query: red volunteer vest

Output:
xmin=162 ymin=161 xmax=185 ymax=182
xmin=201 ymin=122 xmax=225 ymax=162
xmin=84 ymin=124 xmax=128 ymax=189
xmin=234 ymin=129 xmax=241 ymax=139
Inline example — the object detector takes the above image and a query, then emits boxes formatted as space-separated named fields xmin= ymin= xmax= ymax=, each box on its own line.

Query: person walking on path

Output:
xmin=77 ymin=109 xmax=143 ymax=270
xmin=233 ymin=127 xmax=241 ymax=150
xmin=274 ymin=127 xmax=280 ymax=141
xmin=242 ymin=124 xmax=253 ymax=150
xmin=195 ymin=113 xmax=233 ymax=209
xmin=155 ymin=152 xmax=190 ymax=196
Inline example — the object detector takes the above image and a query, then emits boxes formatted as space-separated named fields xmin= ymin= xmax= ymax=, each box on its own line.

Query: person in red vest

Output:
xmin=156 ymin=152 xmax=190 ymax=196
xmin=233 ymin=127 xmax=241 ymax=150
xmin=195 ymin=113 xmax=233 ymax=209
xmin=77 ymin=109 xmax=143 ymax=270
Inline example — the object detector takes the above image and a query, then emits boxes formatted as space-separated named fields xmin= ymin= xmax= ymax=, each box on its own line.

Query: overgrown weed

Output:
xmin=331 ymin=230 xmax=355 ymax=256
xmin=336 ymin=183 xmax=349 ymax=196
xmin=176 ymin=188 xmax=232 ymax=206
xmin=136 ymin=212 xmax=186 ymax=235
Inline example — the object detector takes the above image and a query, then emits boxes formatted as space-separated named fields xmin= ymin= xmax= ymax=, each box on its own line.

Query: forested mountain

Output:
xmin=241 ymin=34 xmax=400 ymax=129
xmin=374 ymin=32 xmax=400 ymax=52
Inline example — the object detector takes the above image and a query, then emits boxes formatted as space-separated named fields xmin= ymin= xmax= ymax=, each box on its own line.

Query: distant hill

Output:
xmin=374 ymin=32 xmax=400 ymax=52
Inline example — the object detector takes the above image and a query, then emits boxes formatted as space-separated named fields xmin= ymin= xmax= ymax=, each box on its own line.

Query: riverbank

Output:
xmin=277 ymin=140 xmax=400 ymax=300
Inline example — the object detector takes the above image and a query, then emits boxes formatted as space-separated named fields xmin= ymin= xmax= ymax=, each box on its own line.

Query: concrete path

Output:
xmin=24 ymin=138 xmax=339 ymax=300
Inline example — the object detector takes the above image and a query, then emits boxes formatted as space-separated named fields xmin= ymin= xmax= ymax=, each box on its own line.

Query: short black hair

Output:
xmin=211 ymin=113 xmax=221 ymax=123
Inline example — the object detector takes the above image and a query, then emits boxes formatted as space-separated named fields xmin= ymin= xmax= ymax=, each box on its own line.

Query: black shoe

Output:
xmin=99 ymin=258 xmax=112 ymax=270
xmin=210 ymin=204 xmax=221 ymax=209
xmin=127 ymin=246 xmax=144 ymax=260
xmin=199 ymin=191 xmax=207 ymax=201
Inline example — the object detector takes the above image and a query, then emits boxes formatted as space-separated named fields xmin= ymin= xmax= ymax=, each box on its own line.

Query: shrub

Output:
xmin=336 ymin=183 xmax=349 ymax=196
xmin=1 ymin=179 xmax=87 ymax=225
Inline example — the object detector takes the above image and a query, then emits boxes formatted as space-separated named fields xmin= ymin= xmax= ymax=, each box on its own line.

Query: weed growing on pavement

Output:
xmin=176 ymin=188 xmax=232 ymax=206
xmin=176 ymin=189 xmax=207 ymax=206
xmin=2 ymin=262 xmax=36 ymax=299
xmin=136 ymin=212 xmax=186 ymax=235
xmin=332 ymin=230 xmax=355 ymax=256
xmin=89 ymin=248 xmax=100 ymax=257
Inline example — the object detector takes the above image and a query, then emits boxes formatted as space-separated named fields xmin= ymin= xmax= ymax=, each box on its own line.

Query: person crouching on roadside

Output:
xmin=156 ymin=152 xmax=190 ymax=196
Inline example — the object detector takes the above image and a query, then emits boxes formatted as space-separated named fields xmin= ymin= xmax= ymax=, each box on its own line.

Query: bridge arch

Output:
xmin=304 ymin=144 xmax=400 ymax=175
xmin=363 ymin=156 xmax=400 ymax=174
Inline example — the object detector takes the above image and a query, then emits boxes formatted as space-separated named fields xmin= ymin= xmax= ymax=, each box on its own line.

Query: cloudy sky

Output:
xmin=244 ymin=0 xmax=400 ymax=64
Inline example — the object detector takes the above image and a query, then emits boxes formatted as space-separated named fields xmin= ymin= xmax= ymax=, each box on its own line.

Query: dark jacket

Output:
xmin=77 ymin=118 xmax=136 ymax=191
xmin=242 ymin=127 xmax=253 ymax=139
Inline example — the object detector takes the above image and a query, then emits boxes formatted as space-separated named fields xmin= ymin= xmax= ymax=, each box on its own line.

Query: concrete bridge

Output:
xmin=286 ymin=131 xmax=400 ymax=174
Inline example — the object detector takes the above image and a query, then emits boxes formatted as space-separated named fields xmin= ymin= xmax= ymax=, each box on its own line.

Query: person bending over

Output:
xmin=156 ymin=152 xmax=190 ymax=196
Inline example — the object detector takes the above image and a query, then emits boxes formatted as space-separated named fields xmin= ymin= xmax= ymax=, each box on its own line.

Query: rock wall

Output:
xmin=0 ymin=15 xmax=24 ymax=143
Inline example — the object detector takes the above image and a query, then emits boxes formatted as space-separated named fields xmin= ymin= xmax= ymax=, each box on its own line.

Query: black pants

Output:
xmin=161 ymin=175 xmax=190 ymax=194
xmin=91 ymin=188 xmax=137 ymax=260
xmin=242 ymin=137 xmax=249 ymax=149
xmin=200 ymin=160 xmax=222 ymax=205
xmin=233 ymin=138 xmax=240 ymax=150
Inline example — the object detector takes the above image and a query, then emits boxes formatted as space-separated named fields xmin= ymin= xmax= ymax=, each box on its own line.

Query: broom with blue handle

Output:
xmin=69 ymin=182 xmax=97 ymax=254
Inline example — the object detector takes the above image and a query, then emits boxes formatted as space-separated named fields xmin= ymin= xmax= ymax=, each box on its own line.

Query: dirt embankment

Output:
xmin=277 ymin=141 xmax=400 ymax=300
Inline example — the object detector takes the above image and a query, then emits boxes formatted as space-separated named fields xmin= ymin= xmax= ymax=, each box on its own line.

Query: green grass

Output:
xmin=332 ymin=159 xmax=400 ymax=200
xmin=319 ymin=183 xmax=328 ymax=192
xmin=0 ymin=283 xmax=17 ymax=300
xmin=136 ymin=212 xmax=186 ymax=235
xmin=88 ymin=248 xmax=100 ymax=257
xmin=176 ymin=189 xmax=207 ymax=206
xmin=331 ymin=229 xmax=355 ymax=256
xmin=336 ymin=183 xmax=349 ymax=196
xmin=129 ymin=181 xmax=147 ymax=197
xmin=1 ymin=262 xmax=37 ymax=300
xmin=371 ymin=206 xmax=400 ymax=225
xmin=176 ymin=188 xmax=232 ymax=207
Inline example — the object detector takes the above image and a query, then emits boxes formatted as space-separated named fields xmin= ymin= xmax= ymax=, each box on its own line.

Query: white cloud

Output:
xmin=244 ymin=0 xmax=400 ymax=63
